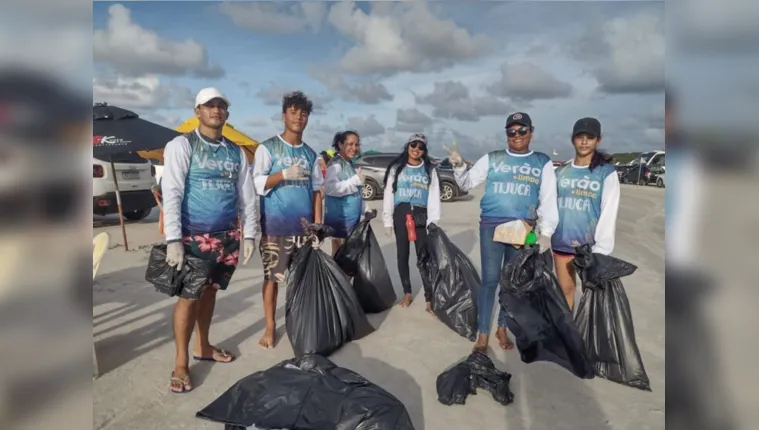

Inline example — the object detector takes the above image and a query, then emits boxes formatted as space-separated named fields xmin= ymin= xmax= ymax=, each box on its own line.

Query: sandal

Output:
xmin=193 ymin=347 xmax=235 ymax=363
xmin=169 ymin=371 xmax=192 ymax=393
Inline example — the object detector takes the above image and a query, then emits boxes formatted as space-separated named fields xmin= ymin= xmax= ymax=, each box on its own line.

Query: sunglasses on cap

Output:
xmin=506 ymin=126 xmax=530 ymax=137
xmin=409 ymin=141 xmax=426 ymax=150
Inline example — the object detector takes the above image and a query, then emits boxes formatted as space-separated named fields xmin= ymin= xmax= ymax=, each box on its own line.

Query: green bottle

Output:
xmin=525 ymin=231 xmax=537 ymax=245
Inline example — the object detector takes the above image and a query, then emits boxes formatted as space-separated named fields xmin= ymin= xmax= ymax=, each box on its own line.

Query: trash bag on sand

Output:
xmin=285 ymin=221 xmax=374 ymax=357
xmin=144 ymin=244 xmax=213 ymax=297
xmin=436 ymin=351 xmax=514 ymax=406
xmin=418 ymin=223 xmax=480 ymax=341
xmin=334 ymin=209 xmax=397 ymax=313
xmin=573 ymin=245 xmax=651 ymax=391
xmin=196 ymin=354 xmax=415 ymax=430
xmin=499 ymin=246 xmax=594 ymax=379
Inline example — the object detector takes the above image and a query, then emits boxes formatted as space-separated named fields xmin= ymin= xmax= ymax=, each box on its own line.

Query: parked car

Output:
xmin=655 ymin=172 xmax=665 ymax=188
xmin=93 ymin=151 xmax=157 ymax=220
xmin=433 ymin=157 xmax=472 ymax=170
xmin=354 ymin=153 xmax=467 ymax=202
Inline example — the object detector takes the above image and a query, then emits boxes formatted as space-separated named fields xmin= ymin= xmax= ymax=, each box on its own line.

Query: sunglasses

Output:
xmin=506 ymin=126 xmax=530 ymax=137
xmin=409 ymin=141 xmax=426 ymax=150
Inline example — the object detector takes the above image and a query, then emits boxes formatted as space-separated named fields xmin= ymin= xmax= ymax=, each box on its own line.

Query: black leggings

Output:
xmin=393 ymin=203 xmax=430 ymax=298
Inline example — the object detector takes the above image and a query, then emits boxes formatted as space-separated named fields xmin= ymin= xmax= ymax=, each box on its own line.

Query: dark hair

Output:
xmin=589 ymin=151 xmax=614 ymax=171
xmin=332 ymin=130 xmax=360 ymax=150
xmin=320 ymin=151 xmax=330 ymax=163
xmin=382 ymin=142 xmax=434 ymax=193
xmin=282 ymin=90 xmax=313 ymax=115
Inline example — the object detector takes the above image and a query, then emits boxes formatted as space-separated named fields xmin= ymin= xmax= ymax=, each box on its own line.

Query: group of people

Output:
xmin=159 ymin=87 xmax=620 ymax=393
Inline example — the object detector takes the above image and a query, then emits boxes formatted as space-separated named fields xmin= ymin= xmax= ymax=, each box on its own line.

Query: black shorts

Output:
xmin=180 ymin=229 xmax=240 ymax=297
xmin=259 ymin=234 xmax=310 ymax=282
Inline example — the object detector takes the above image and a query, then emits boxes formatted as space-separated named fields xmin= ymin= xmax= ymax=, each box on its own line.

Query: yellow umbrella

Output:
xmin=138 ymin=117 xmax=259 ymax=164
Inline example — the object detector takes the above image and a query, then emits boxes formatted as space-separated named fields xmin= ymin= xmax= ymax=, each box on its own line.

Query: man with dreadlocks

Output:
xmin=381 ymin=133 xmax=441 ymax=311
xmin=252 ymin=91 xmax=324 ymax=350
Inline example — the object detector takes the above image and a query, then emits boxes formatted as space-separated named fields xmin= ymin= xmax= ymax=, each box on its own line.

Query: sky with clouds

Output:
xmin=93 ymin=0 xmax=666 ymax=160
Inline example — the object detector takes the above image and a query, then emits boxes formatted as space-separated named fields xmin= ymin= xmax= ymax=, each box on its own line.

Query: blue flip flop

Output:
xmin=193 ymin=348 xmax=235 ymax=363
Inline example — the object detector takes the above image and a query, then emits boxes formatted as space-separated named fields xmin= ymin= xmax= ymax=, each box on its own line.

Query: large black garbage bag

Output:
xmin=144 ymin=244 xmax=213 ymax=297
xmin=573 ymin=245 xmax=651 ymax=391
xmin=285 ymin=224 xmax=375 ymax=357
xmin=197 ymin=354 xmax=415 ymax=430
xmin=421 ymin=223 xmax=480 ymax=341
xmin=436 ymin=351 xmax=514 ymax=406
xmin=499 ymin=246 xmax=594 ymax=379
xmin=334 ymin=209 xmax=397 ymax=313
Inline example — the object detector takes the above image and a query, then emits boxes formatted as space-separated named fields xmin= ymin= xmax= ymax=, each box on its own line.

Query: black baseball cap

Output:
xmin=506 ymin=112 xmax=532 ymax=128
xmin=572 ymin=117 xmax=601 ymax=137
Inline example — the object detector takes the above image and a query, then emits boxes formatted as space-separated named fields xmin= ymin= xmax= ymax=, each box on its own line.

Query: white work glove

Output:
xmin=385 ymin=226 xmax=393 ymax=238
xmin=166 ymin=241 xmax=184 ymax=268
xmin=443 ymin=141 xmax=464 ymax=168
xmin=355 ymin=167 xmax=366 ymax=185
xmin=282 ymin=164 xmax=304 ymax=180
xmin=538 ymin=235 xmax=552 ymax=253
xmin=242 ymin=238 xmax=255 ymax=265
xmin=311 ymin=235 xmax=323 ymax=249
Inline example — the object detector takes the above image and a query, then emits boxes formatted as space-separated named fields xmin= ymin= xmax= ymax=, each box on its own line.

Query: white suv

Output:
xmin=93 ymin=152 xmax=157 ymax=220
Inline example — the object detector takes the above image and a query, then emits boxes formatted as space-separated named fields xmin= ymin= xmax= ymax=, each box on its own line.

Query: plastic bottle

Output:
xmin=406 ymin=214 xmax=417 ymax=241
xmin=525 ymin=231 xmax=537 ymax=245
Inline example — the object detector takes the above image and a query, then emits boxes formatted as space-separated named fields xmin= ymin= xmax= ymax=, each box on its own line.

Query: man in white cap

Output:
xmin=161 ymin=87 xmax=258 ymax=393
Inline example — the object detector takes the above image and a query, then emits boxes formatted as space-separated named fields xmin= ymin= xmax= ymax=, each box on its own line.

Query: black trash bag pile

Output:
xmin=144 ymin=244 xmax=213 ymax=297
xmin=196 ymin=354 xmax=415 ymax=430
xmin=573 ymin=245 xmax=651 ymax=391
xmin=285 ymin=220 xmax=374 ymax=357
xmin=499 ymin=246 xmax=594 ymax=379
xmin=419 ymin=223 xmax=480 ymax=341
xmin=436 ymin=351 xmax=514 ymax=406
xmin=334 ymin=209 xmax=397 ymax=313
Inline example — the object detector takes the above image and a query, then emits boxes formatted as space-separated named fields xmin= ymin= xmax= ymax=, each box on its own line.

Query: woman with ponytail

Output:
xmin=381 ymin=133 xmax=441 ymax=310
xmin=552 ymin=117 xmax=621 ymax=311
xmin=324 ymin=131 xmax=365 ymax=255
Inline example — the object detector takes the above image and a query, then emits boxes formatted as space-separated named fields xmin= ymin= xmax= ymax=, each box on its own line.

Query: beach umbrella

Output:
xmin=93 ymin=103 xmax=181 ymax=250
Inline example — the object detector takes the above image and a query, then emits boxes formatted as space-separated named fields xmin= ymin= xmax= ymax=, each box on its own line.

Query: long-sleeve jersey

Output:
xmin=551 ymin=161 xmax=620 ymax=255
xmin=453 ymin=149 xmax=559 ymax=237
xmin=162 ymin=129 xmax=258 ymax=242
xmin=381 ymin=162 xmax=441 ymax=228
xmin=252 ymin=135 xmax=323 ymax=236
xmin=324 ymin=154 xmax=366 ymax=234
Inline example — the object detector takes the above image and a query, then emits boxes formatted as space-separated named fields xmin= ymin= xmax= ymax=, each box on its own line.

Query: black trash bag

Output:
xmin=144 ymin=244 xmax=213 ymax=297
xmin=499 ymin=246 xmax=594 ymax=379
xmin=422 ymin=223 xmax=480 ymax=341
xmin=436 ymin=351 xmax=514 ymax=406
xmin=196 ymin=354 xmax=415 ymax=430
xmin=572 ymin=245 xmax=651 ymax=391
xmin=286 ymin=220 xmax=374 ymax=357
xmin=334 ymin=209 xmax=397 ymax=313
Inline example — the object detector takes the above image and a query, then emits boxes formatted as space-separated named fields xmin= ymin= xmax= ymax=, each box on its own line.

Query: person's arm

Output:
xmin=311 ymin=159 xmax=324 ymax=224
xmin=426 ymin=169 xmax=441 ymax=225
xmin=162 ymin=136 xmax=191 ymax=242
xmin=236 ymin=147 xmax=259 ymax=240
xmin=536 ymin=160 xmax=559 ymax=237
xmin=252 ymin=145 xmax=277 ymax=196
xmin=592 ymin=171 xmax=621 ymax=255
xmin=382 ymin=167 xmax=396 ymax=228
xmin=453 ymin=154 xmax=489 ymax=191
xmin=324 ymin=163 xmax=361 ymax=196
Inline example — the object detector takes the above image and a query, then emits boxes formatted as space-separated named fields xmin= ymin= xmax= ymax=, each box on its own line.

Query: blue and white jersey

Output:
xmin=324 ymin=154 xmax=364 ymax=236
xmin=161 ymin=129 xmax=259 ymax=241
xmin=381 ymin=162 xmax=442 ymax=228
xmin=453 ymin=149 xmax=559 ymax=236
xmin=252 ymin=135 xmax=323 ymax=236
xmin=552 ymin=162 xmax=620 ymax=254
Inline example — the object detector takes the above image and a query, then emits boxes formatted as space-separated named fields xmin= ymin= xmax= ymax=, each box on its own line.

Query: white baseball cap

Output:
xmin=195 ymin=87 xmax=231 ymax=108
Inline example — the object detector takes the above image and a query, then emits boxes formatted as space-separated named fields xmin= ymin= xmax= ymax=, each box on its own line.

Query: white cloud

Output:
xmin=218 ymin=2 xmax=328 ymax=34
xmin=255 ymin=82 xmax=333 ymax=114
xmin=327 ymin=2 xmax=490 ymax=76
xmin=346 ymin=115 xmax=386 ymax=137
xmin=394 ymin=108 xmax=434 ymax=133
xmin=93 ymin=4 xmax=224 ymax=78
xmin=415 ymin=80 xmax=513 ymax=122
xmin=92 ymin=74 xmax=194 ymax=111
xmin=488 ymin=62 xmax=574 ymax=101
xmin=309 ymin=67 xmax=393 ymax=105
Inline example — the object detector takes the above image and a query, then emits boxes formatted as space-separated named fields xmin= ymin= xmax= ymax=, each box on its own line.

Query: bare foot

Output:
xmin=398 ymin=293 xmax=412 ymax=308
xmin=472 ymin=334 xmax=488 ymax=353
xmin=495 ymin=327 xmax=515 ymax=350
xmin=169 ymin=368 xmax=192 ymax=393
xmin=258 ymin=327 xmax=276 ymax=349
xmin=425 ymin=302 xmax=437 ymax=318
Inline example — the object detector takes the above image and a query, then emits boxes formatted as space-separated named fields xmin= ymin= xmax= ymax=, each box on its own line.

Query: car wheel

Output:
xmin=440 ymin=182 xmax=456 ymax=202
xmin=124 ymin=208 xmax=152 ymax=221
xmin=657 ymin=178 xmax=664 ymax=188
xmin=361 ymin=180 xmax=377 ymax=200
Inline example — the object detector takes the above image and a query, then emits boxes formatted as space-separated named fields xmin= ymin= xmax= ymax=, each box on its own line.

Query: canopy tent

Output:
xmin=138 ymin=117 xmax=260 ymax=164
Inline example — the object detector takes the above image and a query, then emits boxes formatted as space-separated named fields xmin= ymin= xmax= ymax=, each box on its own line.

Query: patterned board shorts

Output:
xmin=259 ymin=234 xmax=310 ymax=282
xmin=181 ymin=229 xmax=240 ymax=296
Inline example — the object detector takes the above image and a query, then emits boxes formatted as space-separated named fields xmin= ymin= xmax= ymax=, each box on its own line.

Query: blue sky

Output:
xmin=93 ymin=1 xmax=666 ymax=160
